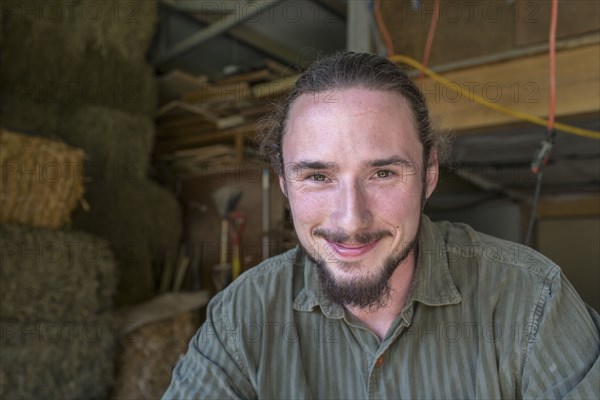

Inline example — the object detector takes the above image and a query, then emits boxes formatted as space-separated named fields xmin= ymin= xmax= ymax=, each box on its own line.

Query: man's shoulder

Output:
xmin=427 ymin=219 xmax=568 ymax=325
xmin=234 ymin=246 xmax=302 ymax=286
xmin=207 ymin=247 xmax=303 ymax=320
xmin=431 ymin=218 xmax=560 ymax=280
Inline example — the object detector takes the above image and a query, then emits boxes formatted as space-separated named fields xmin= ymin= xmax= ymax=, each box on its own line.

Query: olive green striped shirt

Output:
xmin=164 ymin=216 xmax=600 ymax=399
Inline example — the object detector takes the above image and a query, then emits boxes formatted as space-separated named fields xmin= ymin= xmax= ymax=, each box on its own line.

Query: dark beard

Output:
xmin=303 ymin=233 xmax=419 ymax=311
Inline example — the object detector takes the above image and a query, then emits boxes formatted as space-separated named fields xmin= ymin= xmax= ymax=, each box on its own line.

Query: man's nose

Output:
xmin=330 ymin=180 xmax=373 ymax=234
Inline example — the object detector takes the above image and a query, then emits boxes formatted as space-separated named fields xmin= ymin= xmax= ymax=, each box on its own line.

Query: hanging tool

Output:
xmin=211 ymin=185 xmax=242 ymax=290
xmin=228 ymin=210 xmax=247 ymax=280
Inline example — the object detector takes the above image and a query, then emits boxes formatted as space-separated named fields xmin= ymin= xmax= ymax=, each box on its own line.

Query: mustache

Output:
xmin=313 ymin=228 xmax=392 ymax=245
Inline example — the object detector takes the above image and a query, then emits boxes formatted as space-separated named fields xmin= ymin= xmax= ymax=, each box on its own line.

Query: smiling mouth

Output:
xmin=326 ymin=240 xmax=379 ymax=258
xmin=313 ymin=229 xmax=392 ymax=259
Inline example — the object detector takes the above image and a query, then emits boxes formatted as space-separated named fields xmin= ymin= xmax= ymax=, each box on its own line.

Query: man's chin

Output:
xmin=321 ymin=260 xmax=375 ymax=283
xmin=303 ymin=249 xmax=392 ymax=309
xmin=301 ymin=235 xmax=418 ymax=310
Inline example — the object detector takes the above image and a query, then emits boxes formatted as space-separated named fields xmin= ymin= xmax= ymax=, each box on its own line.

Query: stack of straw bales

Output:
xmin=0 ymin=0 xmax=182 ymax=307
xmin=0 ymin=133 xmax=119 ymax=399
xmin=0 ymin=0 xmax=158 ymax=116
xmin=1 ymin=0 xmax=183 ymax=397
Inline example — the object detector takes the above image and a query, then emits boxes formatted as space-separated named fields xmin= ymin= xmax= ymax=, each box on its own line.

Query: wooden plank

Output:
xmin=156 ymin=124 xmax=255 ymax=152
xmin=183 ymin=82 xmax=251 ymax=103
xmin=171 ymin=147 xmax=238 ymax=174
xmin=383 ymin=0 xmax=515 ymax=68
xmin=423 ymin=44 xmax=600 ymax=133
xmin=157 ymin=101 xmax=245 ymax=136
xmin=172 ymin=145 xmax=237 ymax=160
xmin=537 ymin=195 xmax=600 ymax=218
xmin=159 ymin=115 xmax=217 ymax=130
xmin=516 ymin=0 xmax=600 ymax=47
xmin=216 ymin=69 xmax=274 ymax=85
xmin=159 ymin=69 xmax=208 ymax=103
xmin=251 ymin=75 xmax=297 ymax=99
xmin=158 ymin=101 xmax=218 ymax=121
xmin=265 ymin=58 xmax=296 ymax=77
xmin=239 ymin=104 xmax=271 ymax=118
xmin=159 ymin=115 xmax=244 ymax=132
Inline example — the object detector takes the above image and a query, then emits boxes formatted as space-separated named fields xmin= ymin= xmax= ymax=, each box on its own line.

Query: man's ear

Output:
xmin=279 ymin=174 xmax=288 ymax=197
xmin=425 ymin=150 xmax=439 ymax=199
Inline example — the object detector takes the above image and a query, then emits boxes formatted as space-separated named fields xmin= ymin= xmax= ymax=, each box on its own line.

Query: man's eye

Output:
xmin=375 ymin=170 xmax=393 ymax=178
xmin=310 ymin=174 xmax=327 ymax=182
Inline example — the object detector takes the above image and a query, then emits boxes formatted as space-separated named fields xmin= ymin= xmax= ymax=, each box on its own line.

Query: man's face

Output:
xmin=280 ymin=88 xmax=438 ymax=308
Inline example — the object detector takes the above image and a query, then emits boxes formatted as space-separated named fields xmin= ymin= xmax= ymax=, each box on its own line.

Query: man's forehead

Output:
xmin=284 ymin=87 xmax=421 ymax=150
xmin=290 ymin=87 xmax=412 ymax=111
xmin=285 ymin=88 xmax=419 ymax=137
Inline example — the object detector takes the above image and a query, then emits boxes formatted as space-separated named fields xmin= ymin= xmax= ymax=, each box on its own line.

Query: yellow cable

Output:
xmin=391 ymin=54 xmax=600 ymax=140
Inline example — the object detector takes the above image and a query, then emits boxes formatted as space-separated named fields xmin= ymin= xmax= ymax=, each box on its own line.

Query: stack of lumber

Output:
xmin=156 ymin=60 xmax=297 ymax=177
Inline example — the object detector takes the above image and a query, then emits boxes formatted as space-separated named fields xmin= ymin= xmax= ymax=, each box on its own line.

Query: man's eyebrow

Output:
xmin=287 ymin=161 xmax=337 ymax=174
xmin=364 ymin=156 xmax=412 ymax=168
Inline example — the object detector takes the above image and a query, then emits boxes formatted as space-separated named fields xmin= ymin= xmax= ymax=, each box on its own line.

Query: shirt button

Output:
xmin=375 ymin=356 xmax=384 ymax=368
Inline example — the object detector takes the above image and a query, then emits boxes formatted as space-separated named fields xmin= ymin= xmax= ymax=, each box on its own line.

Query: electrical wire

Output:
xmin=390 ymin=54 xmax=600 ymax=140
xmin=419 ymin=0 xmax=440 ymax=79
xmin=524 ymin=171 xmax=544 ymax=246
xmin=370 ymin=0 xmax=597 ymax=246
xmin=548 ymin=0 xmax=558 ymax=132
xmin=370 ymin=1 xmax=600 ymax=140
xmin=524 ymin=0 xmax=560 ymax=246
xmin=374 ymin=0 xmax=395 ymax=57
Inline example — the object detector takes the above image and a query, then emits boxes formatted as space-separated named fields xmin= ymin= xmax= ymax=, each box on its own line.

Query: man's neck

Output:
xmin=345 ymin=252 xmax=417 ymax=341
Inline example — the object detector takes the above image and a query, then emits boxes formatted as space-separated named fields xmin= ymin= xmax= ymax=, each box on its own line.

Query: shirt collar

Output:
xmin=293 ymin=215 xmax=462 ymax=317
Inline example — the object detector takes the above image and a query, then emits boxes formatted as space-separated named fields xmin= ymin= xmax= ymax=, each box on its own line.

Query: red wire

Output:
xmin=548 ymin=0 xmax=558 ymax=132
xmin=420 ymin=0 xmax=440 ymax=79
xmin=374 ymin=0 xmax=395 ymax=57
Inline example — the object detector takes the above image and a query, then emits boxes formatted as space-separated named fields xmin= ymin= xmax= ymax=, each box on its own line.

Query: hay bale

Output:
xmin=0 ymin=97 xmax=62 ymax=137
xmin=0 ymin=13 xmax=159 ymax=117
xmin=0 ymin=46 xmax=158 ymax=117
xmin=72 ymin=180 xmax=182 ymax=306
xmin=0 ymin=101 xmax=155 ymax=182
xmin=59 ymin=105 xmax=155 ymax=182
xmin=0 ymin=225 xmax=117 ymax=321
xmin=0 ymin=0 xmax=158 ymax=63
xmin=111 ymin=311 xmax=200 ymax=400
xmin=0 ymin=129 xmax=85 ymax=229
xmin=0 ymin=317 xmax=118 ymax=400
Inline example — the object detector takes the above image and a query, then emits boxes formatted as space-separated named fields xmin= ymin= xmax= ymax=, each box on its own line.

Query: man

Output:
xmin=164 ymin=52 xmax=599 ymax=399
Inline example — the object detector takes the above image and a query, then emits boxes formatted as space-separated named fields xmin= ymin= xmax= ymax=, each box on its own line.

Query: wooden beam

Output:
xmin=156 ymin=0 xmax=283 ymax=66
xmin=311 ymin=0 xmax=347 ymax=20
xmin=422 ymin=44 xmax=600 ymax=133
xmin=185 ymin=7 xmax=299 ymax=65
